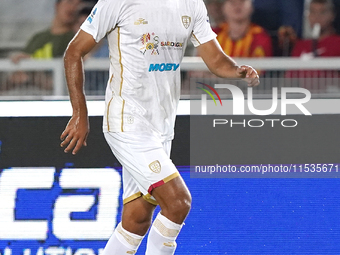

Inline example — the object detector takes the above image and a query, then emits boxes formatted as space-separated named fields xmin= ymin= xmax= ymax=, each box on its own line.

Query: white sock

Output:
xmin=102 ymin=222 xmax=144 ymax=255
xmin=145 ymin=213 xmax=183 ymax=255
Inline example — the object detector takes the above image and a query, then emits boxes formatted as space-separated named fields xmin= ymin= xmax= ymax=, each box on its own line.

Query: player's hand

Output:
xmin=236 ymin=65 xmax=260 ymax=87
xmin=60 ymin=115 xmax=89 ymax=155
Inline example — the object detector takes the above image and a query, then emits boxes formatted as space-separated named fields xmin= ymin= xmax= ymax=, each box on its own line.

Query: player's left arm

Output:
xmin=197 ymin=38 xmax=260 ymax=87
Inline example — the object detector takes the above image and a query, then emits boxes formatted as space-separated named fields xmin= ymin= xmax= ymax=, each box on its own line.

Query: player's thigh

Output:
xmin=104 ymin=131 xmax=179 ymax=201
xmin=151 ymin=175 xmax=191 ymax=212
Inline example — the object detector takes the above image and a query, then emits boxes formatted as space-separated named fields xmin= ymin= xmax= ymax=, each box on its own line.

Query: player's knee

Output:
xmin=123 ymin=214 xmax=152 ymax=235
xmin=179 ymin=192 xmax=192 ymax=216
xmin=166 ymin=190 xmax=192 ymax=218
xmin=135 ymin=212 xmax=153 ymax=229
xmin=136 ymin=219 xmax=152 ymax=234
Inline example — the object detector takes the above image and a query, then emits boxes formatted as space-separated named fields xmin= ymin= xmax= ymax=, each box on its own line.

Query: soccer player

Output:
xmin=60 ymin=0 xmax=259 ymax=254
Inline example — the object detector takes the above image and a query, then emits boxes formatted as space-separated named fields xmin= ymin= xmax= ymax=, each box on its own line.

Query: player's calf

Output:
xmin=102 ymin=222 xmax=144 ymax=255
xmin=146 ymin=176 xmax=192 ymax=255
xmin=145 ymin=212 xmax=183 ymax=255
xmin=102 ymin=197 xmax=156 ymax=255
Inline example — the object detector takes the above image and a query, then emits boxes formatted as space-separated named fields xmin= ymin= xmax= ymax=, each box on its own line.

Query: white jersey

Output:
xmin=81 ymin=0 xmax=216 ymax=140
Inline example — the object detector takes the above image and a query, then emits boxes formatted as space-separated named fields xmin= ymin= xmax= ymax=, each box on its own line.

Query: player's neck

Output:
xmin=50 ymin=18 xmax=73 ymax=35
xmin=227 ymin=20 xmax=251 ymax=41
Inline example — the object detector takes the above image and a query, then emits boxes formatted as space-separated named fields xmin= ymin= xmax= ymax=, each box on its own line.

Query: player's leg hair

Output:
xmin=146 ymin=175 xmax=192 ymax=255
xmin=102 ymin=197 xmax=156 ymax=255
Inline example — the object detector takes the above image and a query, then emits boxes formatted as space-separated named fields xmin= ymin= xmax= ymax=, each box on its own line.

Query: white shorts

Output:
xmin=104 ymin=132 xmax=179 ymax=205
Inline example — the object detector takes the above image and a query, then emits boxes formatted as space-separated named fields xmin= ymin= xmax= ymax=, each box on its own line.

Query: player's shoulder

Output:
xmin=97 ymin=0 xmax=127 ymax=6
xmin=184 ymin=0 xmax=206 ymax=8
xmin=92 ymin=0 xmax=128 ymax=15
xmin=97 ymin=0 xmax=119 ymax=3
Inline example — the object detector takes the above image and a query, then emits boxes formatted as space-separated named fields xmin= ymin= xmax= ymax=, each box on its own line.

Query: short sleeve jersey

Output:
xmin=81 ymin=0 xmax=216 ymax=140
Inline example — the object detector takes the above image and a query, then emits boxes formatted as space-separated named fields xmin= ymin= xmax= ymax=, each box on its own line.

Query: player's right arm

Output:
xmin=60 ymin=30 xmax=97 ymax=155
xmin=197 ymin=39 xmax=260 ymax=87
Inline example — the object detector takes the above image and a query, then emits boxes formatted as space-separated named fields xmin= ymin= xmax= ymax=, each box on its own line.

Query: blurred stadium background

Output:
xmin=0 ymin=0 xmax=340 ymax=99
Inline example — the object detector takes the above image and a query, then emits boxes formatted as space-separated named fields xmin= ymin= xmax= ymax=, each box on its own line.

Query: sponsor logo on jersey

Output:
xmin=182 ymin=15 xmax=191 ymax=29
xmin=160 ymin=41 xmax=184 ymax=48
xmin=140 ymin=33 xmax=184 ymax=55
xmin=148 ymin=63 xmax=180 ymax=72
xmin=149 ymin=160 xmax=161 ymax=173
xmin=134 ymin=18 xmax=148 ymax=25
xmin=140 ymin=33 xmax=159 ymax=55
xmin=87 ymin=7 xmax=97 ymax=24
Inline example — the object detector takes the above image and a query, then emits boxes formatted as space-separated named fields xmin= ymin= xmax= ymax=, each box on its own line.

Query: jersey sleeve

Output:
xmin=190 ymin=0 xmax=217 ymax=47
xmin=80 ymin=0 xmax=122 ymax=43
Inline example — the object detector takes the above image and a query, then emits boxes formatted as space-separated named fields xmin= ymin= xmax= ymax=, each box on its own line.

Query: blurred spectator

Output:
xmin=287 ymin=0 xmax=340 ymax=89
xmin=252 ymin=0 xmax=303 ymax=56
xmin=206 ymin=0 xmax=225 ymax=29
xmin=277 ymin=25 xmax=298 ymax=56
xmin=215 ymin=0 xmax=272 ymax=57
xmin=3 ymin=0 xmax=81 ymax=93
xmin=292 ymin=0 xmax=340 ymax=59
xmin=11 ymin=0 xmax=80 ymax=63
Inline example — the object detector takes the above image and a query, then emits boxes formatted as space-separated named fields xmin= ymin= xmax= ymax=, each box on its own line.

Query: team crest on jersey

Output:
xmin=182 ymin=16 xmax=191 ymax=29
xmin=134 ymin=18 xmax=148 ymax=25
xmin=126 ymin=115 xmax=134 ymax=124
xmin=140 ymin=33 xmax=159 ymax=55
xmin=149 ymin=160 xmax=161 ymax=173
